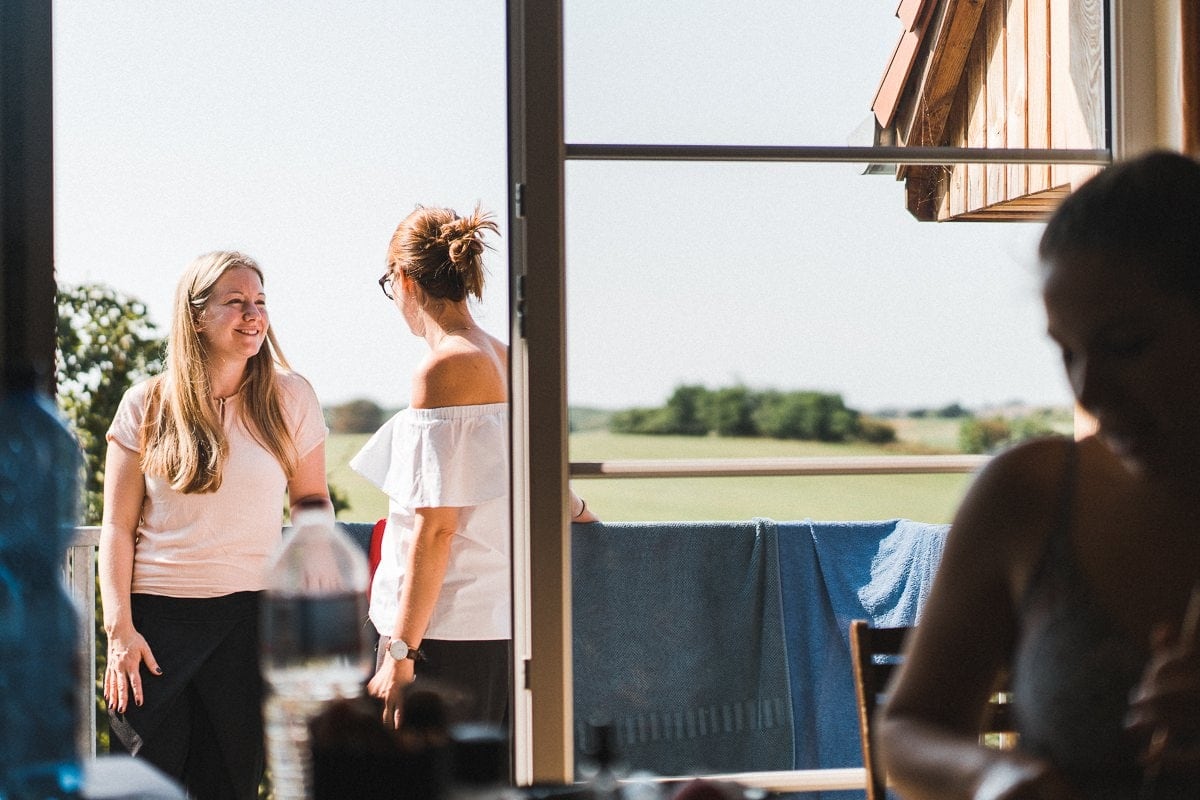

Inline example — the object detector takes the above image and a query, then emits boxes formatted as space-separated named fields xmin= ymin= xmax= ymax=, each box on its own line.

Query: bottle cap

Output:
xmin=450 ymin=723 xmax=508 ymax=787
xmin=291 ymin=498 xmax=335 ymax=530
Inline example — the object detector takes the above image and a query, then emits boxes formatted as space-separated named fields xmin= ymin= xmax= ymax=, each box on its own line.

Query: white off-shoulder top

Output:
xmin=350 ymin=403 xmax=510 ymax=640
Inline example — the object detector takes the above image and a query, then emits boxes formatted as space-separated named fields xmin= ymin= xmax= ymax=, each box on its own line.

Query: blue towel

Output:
xmin=777 ymin=519 xmax=948 ymax=800
xmin=571 ymin=519 xmax=794 ymax=776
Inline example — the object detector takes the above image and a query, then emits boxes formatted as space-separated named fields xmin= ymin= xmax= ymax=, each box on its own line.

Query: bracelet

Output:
xmin=572 ymin=497 xmax=587 ymax=520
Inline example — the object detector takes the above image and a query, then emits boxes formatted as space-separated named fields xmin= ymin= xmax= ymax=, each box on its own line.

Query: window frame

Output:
xmin=504 ymin=0 xmax=1184 ymax=786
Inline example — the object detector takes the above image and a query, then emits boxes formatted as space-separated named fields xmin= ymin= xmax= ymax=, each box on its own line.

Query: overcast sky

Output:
xmin=53 ymin=1 xmax=1073 ymax=414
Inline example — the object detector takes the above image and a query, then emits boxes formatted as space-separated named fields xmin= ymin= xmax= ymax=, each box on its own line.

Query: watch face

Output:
xmin=389 ymin=639 xmax=409 ymax=660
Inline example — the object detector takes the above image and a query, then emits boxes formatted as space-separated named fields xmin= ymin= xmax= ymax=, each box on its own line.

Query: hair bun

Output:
xmin=447 ymin=226 xmax=485 ymax=266
xmin=390 ymin=204 xmax=498 ymax=302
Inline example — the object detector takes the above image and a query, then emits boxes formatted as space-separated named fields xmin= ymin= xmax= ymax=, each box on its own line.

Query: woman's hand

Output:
xmin=103 ymin=623 xmax=161 ymax=714
xmin=1126 ymin=613 xmax=1200 ymax=773
xmin=367 ymin=654 xmax=415 ymax=730
xmin=973 ymin=755 xmax=1082 ymax=800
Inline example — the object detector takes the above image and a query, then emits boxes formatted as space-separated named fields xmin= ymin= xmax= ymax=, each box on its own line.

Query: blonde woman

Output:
xmin=100 ymin=251 xmax=328 ymax=799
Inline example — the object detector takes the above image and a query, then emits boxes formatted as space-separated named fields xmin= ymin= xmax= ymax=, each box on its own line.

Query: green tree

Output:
xmin=327 ymin=398 xmax=385 ymax=434
xmin=56 ymin=283 xmax=166 ymax=524
xmin=935 ymin=402 xmax=970 ymax=418
xmin=753 ymin=390 xmax=816 ymax=439
xmin=607 ymin=387 xmax=711 ymax=436
xmin=700 ymin=385 xmax=757 ymax=437
xmin=858 ymin=416 xmax=898 ymax=444
xmin=958 ymin=416 xmax=1012 ymax=454
xmin=661 ymin=384 xmax=710 ymax=435
xmin=1009 ymin=413 xmax=1058 ymax=443
xmin=56 ymin=283 xmax=164 ymax=753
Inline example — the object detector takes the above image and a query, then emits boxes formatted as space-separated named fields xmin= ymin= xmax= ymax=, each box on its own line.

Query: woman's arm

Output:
xmin=99 ymin=440 xmax=160 ymax=714
xmin=366 ymin=505 xmax=458 ymax=728
xmin=365 ymin=341 xmax=499 ymax=726
xmin=878 ymin=442 xmax=1080 ymax=800
xmin=287 ymin=438 xmax=331 ymax=517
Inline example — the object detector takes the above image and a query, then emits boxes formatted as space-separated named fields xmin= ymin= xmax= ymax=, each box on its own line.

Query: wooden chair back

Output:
xmin=849 ymin=620 xmax=1015 ymax=800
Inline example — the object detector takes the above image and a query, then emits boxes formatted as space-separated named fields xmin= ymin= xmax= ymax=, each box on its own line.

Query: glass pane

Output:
xmin=53 ymin=3 xmax=511 ymax=431
xmin=566 ymin=160 xmax=1070 ymax=521
xmin=563 ymin=3 xmax=1093 ymax=784
xmin=562 ymin=143 xmax=1074 ymax=792
xmin=565 ymin=1 xmax=902 ymax=146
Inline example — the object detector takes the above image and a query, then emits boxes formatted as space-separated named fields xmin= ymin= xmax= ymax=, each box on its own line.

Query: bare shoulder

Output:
xmin=411 ymin=335 xmax=506 ymax=408
xmin=966 ymin=436 xmax=1074 ymax=510
xmin=948 ymin=435 xmax=1075 ymax=583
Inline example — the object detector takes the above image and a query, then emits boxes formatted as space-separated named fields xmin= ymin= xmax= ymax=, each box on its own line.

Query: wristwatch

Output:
xmin=386 ymin=638 xmax=425 ymax=662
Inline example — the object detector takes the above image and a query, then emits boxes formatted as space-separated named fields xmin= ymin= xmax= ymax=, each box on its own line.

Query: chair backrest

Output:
xmin=849 ymin=620 xmax=1015 ymax=800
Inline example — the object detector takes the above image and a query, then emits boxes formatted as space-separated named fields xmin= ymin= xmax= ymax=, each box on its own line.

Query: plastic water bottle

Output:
xmin=447 ymin=723 xmax=520 ymax=800
xmin=0 ymin=370 xmax=85 ymax=799
xmin=261 ymin=500 xmax=372 ymax=800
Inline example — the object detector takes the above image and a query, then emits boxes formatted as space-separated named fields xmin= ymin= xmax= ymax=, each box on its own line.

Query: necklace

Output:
xmin=443 ymin=326 xmax=474 ymax=336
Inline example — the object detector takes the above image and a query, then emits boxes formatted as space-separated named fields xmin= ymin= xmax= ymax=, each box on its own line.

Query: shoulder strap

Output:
xmin=1019 ymin=438 xmax=1079 ymax=609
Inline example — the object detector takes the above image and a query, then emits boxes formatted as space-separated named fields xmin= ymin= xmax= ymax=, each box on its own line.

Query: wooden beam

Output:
xmin=896 ymin=0 xmax=988 ymax=147
xmin=1184 ymin=0 xmax=1200 ymax=156
xmin=905 ymin=168 xmax=939 ymax=220
xmin=966 ymin=25 xmax=987 ymax=211
xmin=1005 ymin=0 xmax=1029 ymax=198
xmin=1026 ymin=0 xmax=1051 ymax=192
xmin=984 ymin=0 xmax=1007 ymax=205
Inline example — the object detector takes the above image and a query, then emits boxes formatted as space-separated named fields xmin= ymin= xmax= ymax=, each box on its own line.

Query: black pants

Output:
xmin=376 ymin=637 xmax=511 ymax=727
xmin=109 ymin=592 xmax=264 ymax=800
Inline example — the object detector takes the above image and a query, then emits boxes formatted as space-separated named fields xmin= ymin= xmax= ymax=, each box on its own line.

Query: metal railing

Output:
xmin=569 ymin=454 xmax=988 ymax=479
xmin=67 ymin=453 xmax=984 ymax=787
xmin=66 ymin=525 xmax=100 ymax=757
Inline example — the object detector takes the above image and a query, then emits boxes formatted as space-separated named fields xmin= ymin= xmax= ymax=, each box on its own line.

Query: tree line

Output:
xmin=607 ymin=384 xmax=898 ymax=444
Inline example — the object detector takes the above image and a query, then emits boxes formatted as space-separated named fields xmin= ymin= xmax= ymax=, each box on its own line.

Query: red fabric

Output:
xmin=367 ymin=518 xmax=386 ymax=603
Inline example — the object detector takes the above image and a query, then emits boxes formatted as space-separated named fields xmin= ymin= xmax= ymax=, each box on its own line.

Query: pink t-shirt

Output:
xmin=106 ymin=371 xmax=326 ymax=598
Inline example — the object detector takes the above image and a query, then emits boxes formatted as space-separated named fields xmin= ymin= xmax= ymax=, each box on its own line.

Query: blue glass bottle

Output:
xmin=0 ymin=367 xmax=85 ymax=799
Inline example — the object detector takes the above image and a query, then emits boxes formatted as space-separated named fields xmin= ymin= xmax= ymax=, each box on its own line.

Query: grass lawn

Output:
xmin=326 ymin=422 xmax=981 ymax=525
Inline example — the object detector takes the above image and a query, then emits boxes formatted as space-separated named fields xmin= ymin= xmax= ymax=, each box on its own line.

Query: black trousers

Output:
xmin=376 ymin=636 xmax=511 ymax=727
xmin=109 ymin=592 xmax=264 ymax=800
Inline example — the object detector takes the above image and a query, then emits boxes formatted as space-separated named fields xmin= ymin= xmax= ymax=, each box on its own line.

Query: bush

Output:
xmin=57 ymin=283 xmax=165 ymax=523
xmin=700 ymin=386 xmax=757 ymax=437
xmin=327 ymin=398 xmax=385 ymax=434
xmin=858 ymin=416 xmax=898 ymax=444
xmin=958 ymin=416 xmax=1012 ymax=454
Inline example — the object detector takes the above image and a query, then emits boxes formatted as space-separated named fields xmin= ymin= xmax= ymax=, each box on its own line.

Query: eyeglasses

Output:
xmin=378 ymin=272 xmax=395 ymax=300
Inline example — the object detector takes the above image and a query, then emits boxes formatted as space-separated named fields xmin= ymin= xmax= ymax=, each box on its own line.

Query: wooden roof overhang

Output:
xmin=871 ymin=0 xmax=1103 ymax=222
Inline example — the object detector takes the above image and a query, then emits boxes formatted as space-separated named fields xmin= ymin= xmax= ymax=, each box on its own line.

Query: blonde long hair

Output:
xmin=140 ymin=251 xmax=299 ymax=494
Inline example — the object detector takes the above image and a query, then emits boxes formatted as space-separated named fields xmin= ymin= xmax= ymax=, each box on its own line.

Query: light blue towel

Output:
xmin=777 ymin=519 xmax=948 ymax=800
xmin=571 ymin=519 xmax=794 ymax=776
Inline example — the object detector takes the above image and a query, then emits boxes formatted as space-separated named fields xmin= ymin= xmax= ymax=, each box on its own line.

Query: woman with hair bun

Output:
xmin=353 ymin=205 xmax=598 ymax=731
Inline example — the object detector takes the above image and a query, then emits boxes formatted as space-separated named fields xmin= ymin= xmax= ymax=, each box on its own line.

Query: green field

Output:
xmin=326 ymin=417 xmax=980 ymax=525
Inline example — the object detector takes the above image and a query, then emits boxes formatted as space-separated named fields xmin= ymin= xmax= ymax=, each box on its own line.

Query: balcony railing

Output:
xmin=569 ymin=454 xmax=988 ymax=479
xmin=66 ymin=525 xmax=100 ymax=758
xmin=66 ymin=454 xmax=986 ymax=791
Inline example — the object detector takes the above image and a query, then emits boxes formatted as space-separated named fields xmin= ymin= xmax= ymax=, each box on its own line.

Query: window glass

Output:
xmin=561 ymin=1 xmax=1084 ymax=782
xmin=565 ymin=1 xmax=900 ymax=146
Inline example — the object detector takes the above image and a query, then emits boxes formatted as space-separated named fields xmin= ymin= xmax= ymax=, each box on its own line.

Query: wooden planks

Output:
xmin=902 ymin=0 xmax=1101 ymax=220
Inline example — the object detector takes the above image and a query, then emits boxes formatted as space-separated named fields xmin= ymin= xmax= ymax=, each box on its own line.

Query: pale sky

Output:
xmin=53 ymin=1 xmax=1074 ymax=414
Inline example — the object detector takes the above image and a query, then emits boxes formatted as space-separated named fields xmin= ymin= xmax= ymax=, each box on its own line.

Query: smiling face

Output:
xmin=1043 ymin=252 xmax=1200 ymax=480
xmin=196 ymin=265 xmax=269 ymax=364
